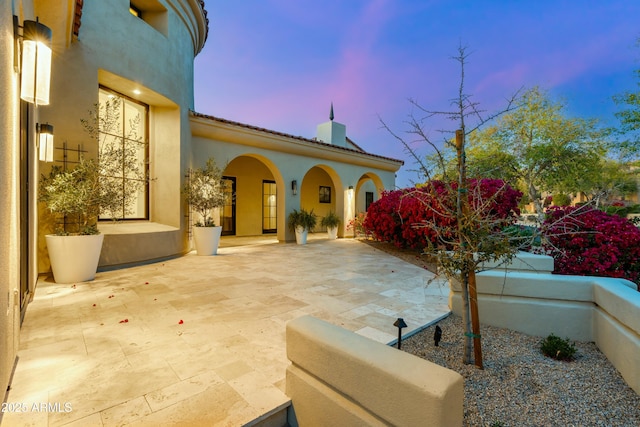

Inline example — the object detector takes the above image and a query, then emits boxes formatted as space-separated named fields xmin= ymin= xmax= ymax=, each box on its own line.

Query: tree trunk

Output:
xmin=460 ymin=267 xmax=473 ymax=364
xmin=468 ymin=267 xmax=483 ymax=369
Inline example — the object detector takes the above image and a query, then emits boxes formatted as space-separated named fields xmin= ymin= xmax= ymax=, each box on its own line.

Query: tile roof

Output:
xmin=189 ymin=111 xmax=404 ymax=165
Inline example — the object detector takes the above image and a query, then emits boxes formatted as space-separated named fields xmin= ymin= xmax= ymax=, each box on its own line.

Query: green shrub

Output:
xmin=552 ymin=193 xmax=571 ymax=207
xmin=540 ymin=334 xmax=577 ymax=361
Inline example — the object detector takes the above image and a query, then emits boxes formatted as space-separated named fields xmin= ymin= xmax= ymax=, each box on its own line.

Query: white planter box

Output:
xmin=193 ymin=226 xmax=223 ymax=255
xmin=295 ymin=226 xmax=308 ymax=245
xmin=46 ymin=234 xmax=104 ymax=283
xmin=327 ymin=226 xmax=338 ymax=240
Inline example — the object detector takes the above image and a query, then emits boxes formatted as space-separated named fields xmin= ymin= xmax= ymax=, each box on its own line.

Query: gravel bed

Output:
xmin=401 ymin=314 xmax=640 ymax=426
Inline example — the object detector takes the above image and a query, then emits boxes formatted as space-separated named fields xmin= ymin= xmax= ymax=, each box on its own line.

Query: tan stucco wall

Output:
xmin=191 ymin=118 xmax=400 ymax=241
xmin=1 ymin=0 xmax=20 ymax=402
xmin=33 ymin=0 xmax=207 ymax=271
xmin=449 ymin=252 xmax=640 ymax=394
xmin=286 ymin=316 xmax=464 ymax=426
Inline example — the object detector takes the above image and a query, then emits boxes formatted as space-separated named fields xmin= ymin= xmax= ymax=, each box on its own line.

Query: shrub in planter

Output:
xmin=288 ymin=208 xmax=317 ymax=232
xmin=543 ymin=206 xmax=640 ymax=286
xmin=321 ymin=211 xmax=340 ymax=239
xmin=320 ymin=211 xmax=340 ymax=229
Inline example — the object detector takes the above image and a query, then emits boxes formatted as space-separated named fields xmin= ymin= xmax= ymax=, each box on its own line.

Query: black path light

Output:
xmin=393 ymin=318 xmax=407 ymax=349
xmin=434 ymin=325 xmax=442 ymax=347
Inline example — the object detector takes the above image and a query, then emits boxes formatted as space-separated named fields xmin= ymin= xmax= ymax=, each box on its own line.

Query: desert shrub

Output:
xmin=347 ymin=212 xmax=368 ymax=237
xmin=552 ymin=193 xmax=571 ymax=207
xmin=543 ymin=206 xmax=640 ymax=286
xmin=602 ymin=203 xmax=640 ymax=218
xmin=540 ymin=334 xmax=577 ymax=361
xmin=363 ymin=179 xmax=522 ymax=249
xmin=503 ymin=225 xmax=541 ymax=251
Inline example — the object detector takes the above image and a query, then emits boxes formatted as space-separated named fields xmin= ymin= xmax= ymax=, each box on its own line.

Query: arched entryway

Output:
xmin=300 ymin=165 xmax=344 ymax=235
xmin=222 ymin=154 xmax=284 ymax=238
xmin=355 ymin=172 xmax=385 ymax=214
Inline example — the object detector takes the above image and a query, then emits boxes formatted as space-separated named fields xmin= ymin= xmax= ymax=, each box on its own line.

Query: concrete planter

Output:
xmin=46 ymin=234 xmax=104 ymax=283
xmin=327 ymin=226 xmax=338 ymax=240
xmin=193 ymin=225 xmax=222 ymax=255
xmin=295 ymin=226 xmax=308 ymax=245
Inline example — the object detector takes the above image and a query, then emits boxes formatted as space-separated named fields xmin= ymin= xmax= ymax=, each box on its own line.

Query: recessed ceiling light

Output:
xmin=133 ymin=89 xmax=141 ymax=95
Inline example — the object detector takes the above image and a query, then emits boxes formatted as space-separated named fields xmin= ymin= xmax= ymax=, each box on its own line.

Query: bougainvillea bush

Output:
xmin=363 ymin=179 xmax=522 ymax=250
xmin=543 ymin=206 xmax=640 ymax=286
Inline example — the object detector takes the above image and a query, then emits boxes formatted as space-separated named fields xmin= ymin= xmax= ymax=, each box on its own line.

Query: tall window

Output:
xmin=365 ymin=191 xmax=374 ymax=211
xmin=263 ymin=180 xmax=277 ymax=233
xmin=98 ymin=87 xmax=148 ymax=220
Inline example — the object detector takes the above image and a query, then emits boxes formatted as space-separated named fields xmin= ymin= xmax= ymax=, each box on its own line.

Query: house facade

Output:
xmin=1 ymin=0 xmax=402 ymax=397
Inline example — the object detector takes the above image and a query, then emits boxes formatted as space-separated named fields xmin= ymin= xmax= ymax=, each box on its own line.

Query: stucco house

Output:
xmin=1 ymin=0 xmax=402 ymax=397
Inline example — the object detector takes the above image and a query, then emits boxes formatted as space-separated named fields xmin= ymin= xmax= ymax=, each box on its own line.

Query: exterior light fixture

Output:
xmin=393 ymin=318 xmax=407 ymax=349
xmin=291 ymin=180 xmax=298 ymax=196
xmin=348 ymin=185 xmax=354 ymax=190
xmin=37 ymin=123 xmax=54 ymax=162
xmin=14 ymin=16 xmax=53 ymax=106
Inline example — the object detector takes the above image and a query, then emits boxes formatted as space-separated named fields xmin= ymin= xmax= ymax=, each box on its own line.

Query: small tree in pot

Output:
xmin=39 ymin=99 xmax=147 ymax=282
xmin=183 ymin=157 xmax=227 ymax=255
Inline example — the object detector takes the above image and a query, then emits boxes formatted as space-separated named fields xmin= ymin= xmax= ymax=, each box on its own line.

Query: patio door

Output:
xmin=221 ymin=176 xmax=236 ymax=235
xmin=19 ymin=101 xmax=31 ymax=322
xmin=262 ymin=180 xmax=277 ymax=233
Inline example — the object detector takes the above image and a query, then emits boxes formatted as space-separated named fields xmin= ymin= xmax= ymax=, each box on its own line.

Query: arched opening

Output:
xmin=300 ymin=165 xmax=343 ymax=234
xmin=222 ymin=154 xmax=284 ymax=238
xmin=355 ymin=173 xmax=385 ymax=214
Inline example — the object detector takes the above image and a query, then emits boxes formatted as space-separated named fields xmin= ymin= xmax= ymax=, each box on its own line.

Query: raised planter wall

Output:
xmin=449 ymin=252 xmax=640 ymax=394
xmin=286 ymin=316 xmax=464 ymax=427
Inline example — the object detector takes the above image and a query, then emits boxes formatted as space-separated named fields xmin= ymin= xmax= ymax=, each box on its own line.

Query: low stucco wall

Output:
xmin=286 ymin=316 xmax=463 ymax=427
xmin=97 ymin=223 xmax=186 ymax=269
xmin=449 ymin=252 xmax=640 ymax=394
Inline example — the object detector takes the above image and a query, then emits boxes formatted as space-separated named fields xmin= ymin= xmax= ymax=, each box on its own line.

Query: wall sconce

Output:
xmin=348 ymin=185 xmax=354 ymax=190
xmin=14 ymin=16 xmax=53 ymax=106
xmin=291 ymin=180 xmax=298 ymax=196
xmin=37 ymin=123 xmax=54 ymax=162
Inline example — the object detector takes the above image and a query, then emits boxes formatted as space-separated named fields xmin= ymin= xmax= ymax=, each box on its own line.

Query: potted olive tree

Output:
xmin=39 ymin=99 xmax=146 ymax=283
xmin=321 ymin=211 xmax=340 ymax=239
xmin=288 ymin=208 xmax=317 ymax=245
xmin=183 ymin=157 xmax=227 ymax=255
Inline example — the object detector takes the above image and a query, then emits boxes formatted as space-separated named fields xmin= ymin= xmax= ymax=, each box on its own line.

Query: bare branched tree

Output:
xmin=380 ymin=46 xmax=527 ymax=367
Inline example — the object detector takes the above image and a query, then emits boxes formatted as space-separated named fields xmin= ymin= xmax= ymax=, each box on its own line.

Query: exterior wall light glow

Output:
xmin=37 ymin=123 xmax=54 ymax=162
xmin=15 ymin=16 xmax=53 ymax=106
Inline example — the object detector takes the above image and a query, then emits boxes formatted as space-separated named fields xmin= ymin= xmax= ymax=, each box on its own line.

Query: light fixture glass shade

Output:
xmin=38 ymin=123 xmax=54 ymax=162
xmin=20 ymin=20 xmax=52 ymax=106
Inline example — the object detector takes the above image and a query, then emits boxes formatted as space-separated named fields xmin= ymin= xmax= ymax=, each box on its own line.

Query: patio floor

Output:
xmin=2 ymin=236 xmax=450 ymax=427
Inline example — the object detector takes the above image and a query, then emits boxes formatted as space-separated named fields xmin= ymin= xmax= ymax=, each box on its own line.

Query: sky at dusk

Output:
xmin=193 ymin=0 xmax=640 ymax=187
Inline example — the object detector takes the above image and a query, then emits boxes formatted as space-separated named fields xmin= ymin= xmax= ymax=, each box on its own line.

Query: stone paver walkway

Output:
xmin=2 ymin=237 xmax=449 ymax=426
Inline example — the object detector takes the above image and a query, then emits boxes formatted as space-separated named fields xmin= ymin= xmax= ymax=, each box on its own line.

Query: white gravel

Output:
xmin=401 ymin=314 xmax=640 ymax=427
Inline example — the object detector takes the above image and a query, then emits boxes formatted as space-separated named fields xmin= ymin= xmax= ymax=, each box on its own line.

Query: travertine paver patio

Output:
xmin=2 ymin=236 xmax=449 ymax=426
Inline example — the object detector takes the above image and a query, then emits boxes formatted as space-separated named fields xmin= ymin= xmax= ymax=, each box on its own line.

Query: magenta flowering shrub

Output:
xmin=363 ymin=179 xmax=522 ymax=249
xmin=543 ymin=206 xmax=640 ymax=286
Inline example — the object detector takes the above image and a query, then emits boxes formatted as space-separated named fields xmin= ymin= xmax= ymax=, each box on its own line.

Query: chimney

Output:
xmin=316 ymin=102 xmax=346 ymax=147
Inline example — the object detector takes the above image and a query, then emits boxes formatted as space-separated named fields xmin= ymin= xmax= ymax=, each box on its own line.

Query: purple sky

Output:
xmin=194 ymin=0 xmax=640 ymax=187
